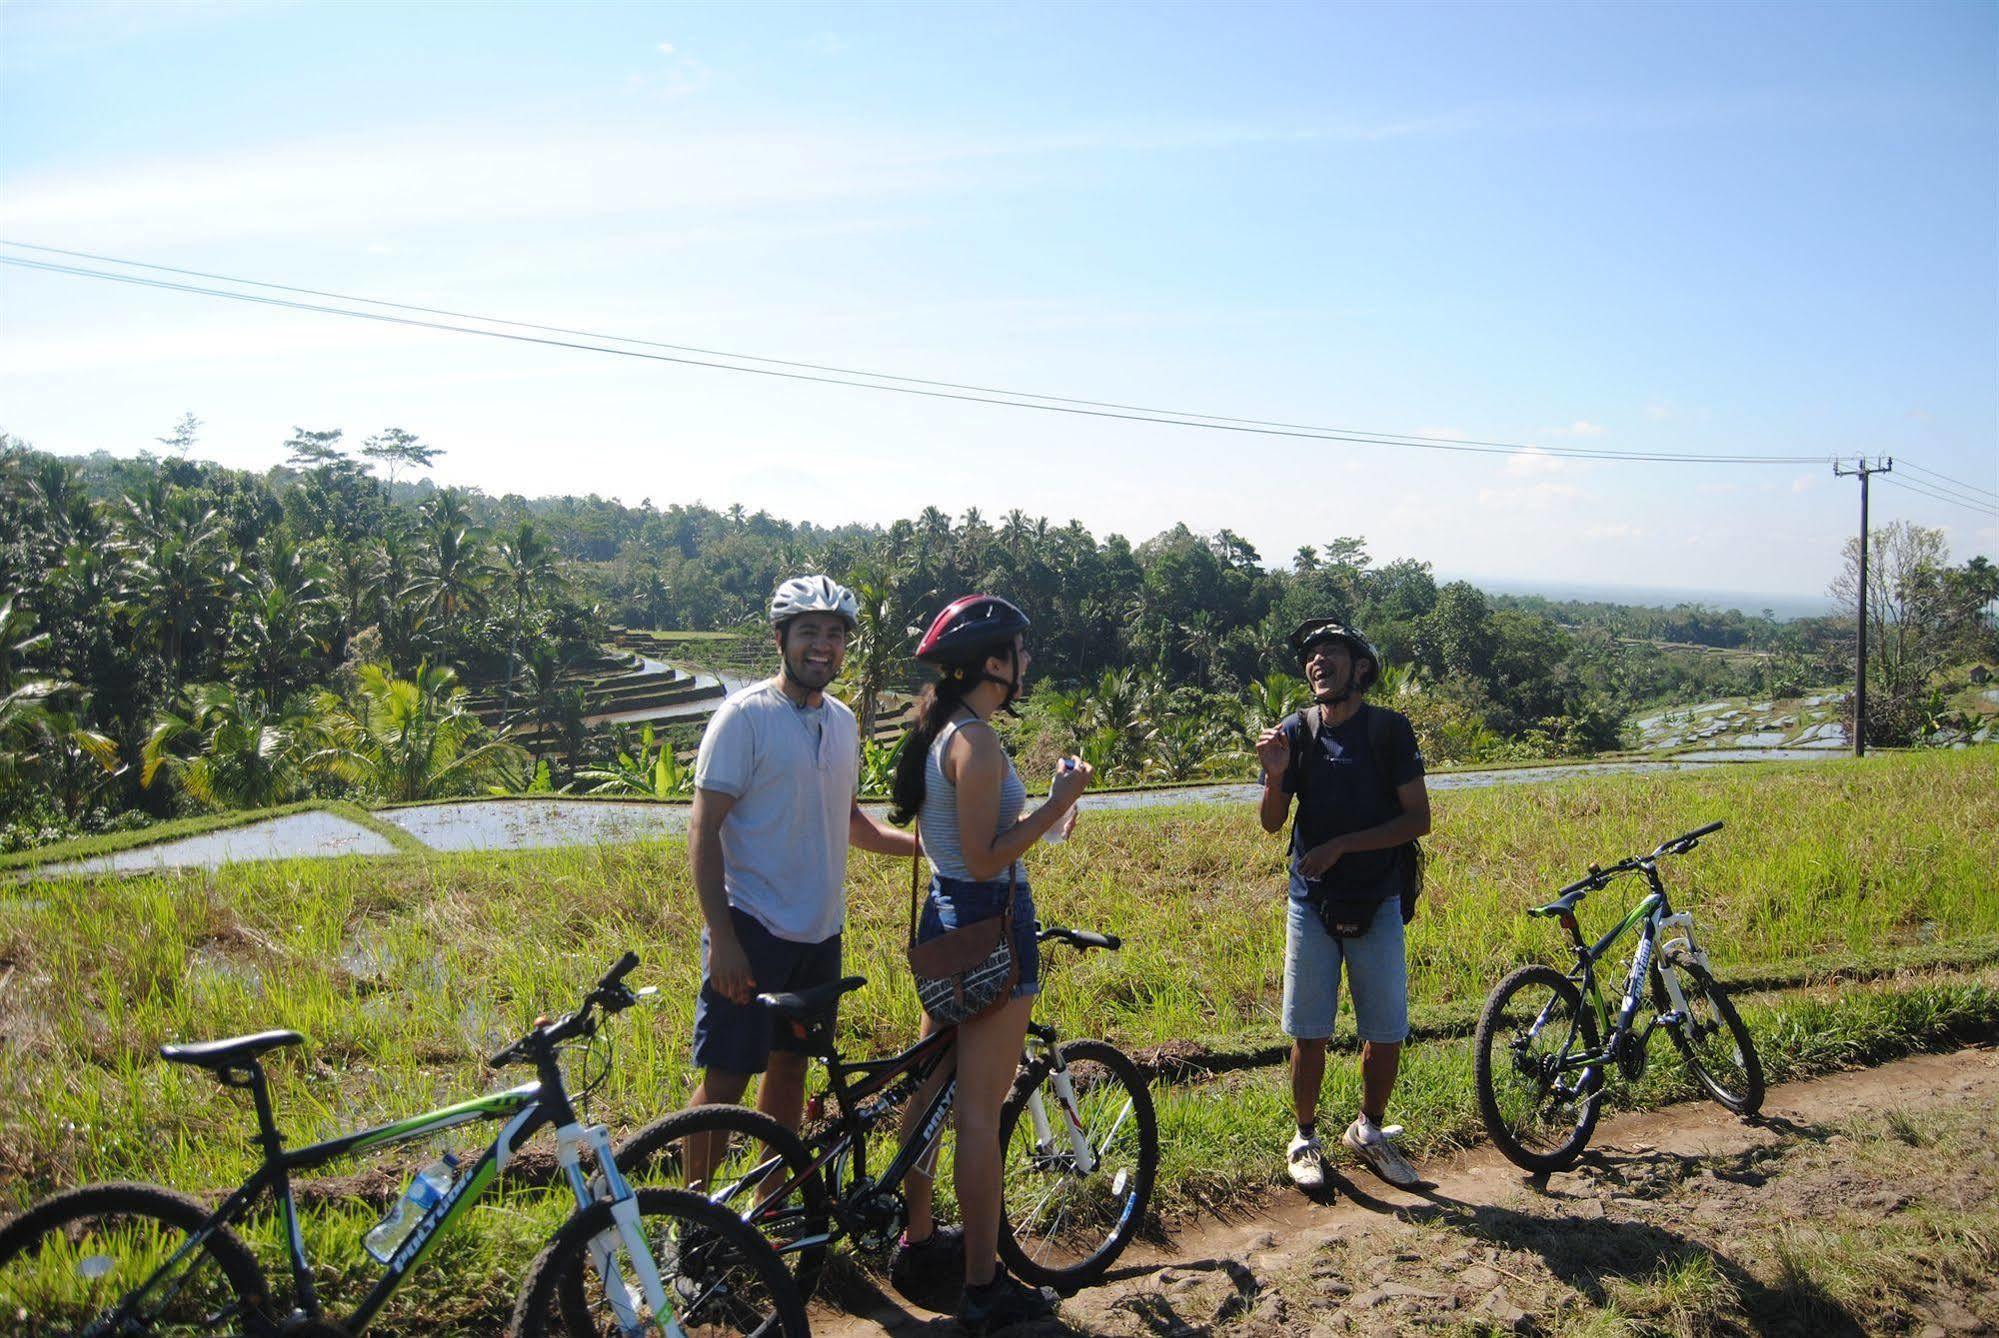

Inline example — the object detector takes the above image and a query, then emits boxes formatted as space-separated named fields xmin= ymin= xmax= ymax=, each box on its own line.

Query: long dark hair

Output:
xmin=888 ymin=673 xmax=974 ymax=826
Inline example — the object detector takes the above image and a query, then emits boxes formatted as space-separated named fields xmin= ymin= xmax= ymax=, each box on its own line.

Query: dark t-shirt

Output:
xmin=1281 ymin=704 xmax=1425 ymax=902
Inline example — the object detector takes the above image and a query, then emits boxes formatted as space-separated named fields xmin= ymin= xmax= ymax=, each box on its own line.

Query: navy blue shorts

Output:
xmin=692 ymin=907 xmax=842 ymax=1075
xmin=916 ymin=874 xmax=1040 ymax=1000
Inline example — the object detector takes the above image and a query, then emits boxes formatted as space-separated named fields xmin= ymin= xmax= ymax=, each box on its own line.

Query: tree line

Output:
xmin=3 ymin=424 xmax=1990 ymax=848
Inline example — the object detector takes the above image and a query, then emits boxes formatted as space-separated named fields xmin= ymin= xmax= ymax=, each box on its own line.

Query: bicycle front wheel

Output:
xmin=0 ymin=1181 xmax=271 ymax=1338
xmin=1474 ymin=965 xmax=1603 ymax=1173
xmin=613 ymin=1105 xmax=830 ymax=1302
xmin=1654 ymin=957 xmax=1764 ymax=1116
xmin=511 ymin=1187 xmax=807 ymax=1338
xmin=997 ymin=1038 xmax=1157 ymax=1290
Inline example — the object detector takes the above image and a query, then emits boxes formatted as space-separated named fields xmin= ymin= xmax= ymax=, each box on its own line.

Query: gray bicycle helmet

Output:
xmin=769 ymin=574 xmax=859 ymax=630
xmin=1288 ymin=618 xmax=1380 ymax=693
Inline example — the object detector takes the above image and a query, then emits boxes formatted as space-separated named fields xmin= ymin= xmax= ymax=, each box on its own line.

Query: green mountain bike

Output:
xmin=1474 ymin=821 xmax=1764 ymax=1173
xmin=0 ymin=953 xmax=805 ymax=1338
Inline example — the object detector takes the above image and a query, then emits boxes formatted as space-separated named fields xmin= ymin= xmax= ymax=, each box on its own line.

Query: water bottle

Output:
xmin=1043 ymin=758 xmax=1078 ymax=843
xmin=363 ymin=1152 xmax=459 ymax=1264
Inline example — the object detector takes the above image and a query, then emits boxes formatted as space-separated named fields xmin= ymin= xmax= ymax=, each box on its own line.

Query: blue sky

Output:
xmin=2 ymin=0 xmax=1994 ymax=598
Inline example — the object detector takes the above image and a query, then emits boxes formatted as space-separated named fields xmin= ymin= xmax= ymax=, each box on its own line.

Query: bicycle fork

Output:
xmin=1025 ymin=1063 xmax=1101 ymax=1175
xmin=559 ymin=1122 xmax=676 ymax=1338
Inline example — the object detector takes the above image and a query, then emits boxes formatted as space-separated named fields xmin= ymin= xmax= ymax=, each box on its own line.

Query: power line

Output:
xmin=1877 ymin=472 xmax=1998 ymax=513
xmin=2 ymin=238 xmax=1825 ymax=462
xmin=1899 ymin=459 xmax=1998 ymax=503
xmin=1878 ymin=475 xmax=1999 ymax=517
xmin=0 ymin=245 xmax=1834 ymax=467
xmin=1 ymin=237 xmax=1578 ymax=455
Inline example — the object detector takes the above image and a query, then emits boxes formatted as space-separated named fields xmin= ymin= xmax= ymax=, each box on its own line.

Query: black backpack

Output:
xmin=1295 ymin=702 xmax=1427 ymax=924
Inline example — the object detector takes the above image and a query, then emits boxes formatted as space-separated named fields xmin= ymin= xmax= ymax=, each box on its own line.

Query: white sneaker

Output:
xmin=1342 ymin=1118 xmax=1423 ymax=1189
xmin=1286 ymin=1132 xmax=1328 ymax=1190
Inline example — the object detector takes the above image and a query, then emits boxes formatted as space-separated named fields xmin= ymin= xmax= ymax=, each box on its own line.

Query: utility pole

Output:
xmin=1833 ymin=457 xmax=1892 ymax=757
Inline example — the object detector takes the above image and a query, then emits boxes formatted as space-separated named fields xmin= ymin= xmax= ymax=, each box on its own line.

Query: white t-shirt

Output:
xmin=693 ymin=679 xmax=860 ymax=943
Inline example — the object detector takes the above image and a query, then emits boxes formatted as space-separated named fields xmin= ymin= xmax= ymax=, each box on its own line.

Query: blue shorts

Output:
xmin=916 ymin=874 xmax=1040 ymax=1001
xmin=1282 ymin=893 xmax=1409 ymax=1043
xmin=692 ymin=907 xmax=842 ymax=1075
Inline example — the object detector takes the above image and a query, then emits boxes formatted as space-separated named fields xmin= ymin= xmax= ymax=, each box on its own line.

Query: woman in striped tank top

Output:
xmin=884 ymin=595 xmax=1093 ymax=1332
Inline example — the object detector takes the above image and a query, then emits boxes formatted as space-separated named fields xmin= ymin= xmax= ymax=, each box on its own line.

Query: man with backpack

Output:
xmin=1255 ymin=619 xmax=1432 ymax=1193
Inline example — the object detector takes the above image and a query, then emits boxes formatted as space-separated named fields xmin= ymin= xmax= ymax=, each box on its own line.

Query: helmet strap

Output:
xmin=969 ymin=646 xmax=1023 ymax=715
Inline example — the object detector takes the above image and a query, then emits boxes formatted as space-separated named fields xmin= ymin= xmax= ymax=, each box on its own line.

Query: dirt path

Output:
xmin=815 ymin=1045 xmax=1999 ymax=1336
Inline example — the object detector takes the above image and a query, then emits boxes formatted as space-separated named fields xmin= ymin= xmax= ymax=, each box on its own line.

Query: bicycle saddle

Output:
xmin=757 ymin=976 xmax=867 ymax=1018
xmin=160 ymin=1029 xmax=304 ymax=1070
xmin=1528 ymin=889 xmax=1588 ymax=919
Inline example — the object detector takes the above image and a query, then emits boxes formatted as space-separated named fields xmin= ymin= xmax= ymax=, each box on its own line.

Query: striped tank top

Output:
xmin=918 ymin=715 xmax=1027 ymax=883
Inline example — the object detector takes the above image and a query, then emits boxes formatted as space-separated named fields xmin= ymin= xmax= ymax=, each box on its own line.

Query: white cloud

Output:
xmin=657 ymin=42 xmax=676 ymax=55
xmin=1546 ymin=419 xmax=1605 ymax=437
xmin=1477 ymin=482 xmax=1582 ymax=511
xmin=1505 ymin=447 xmax=1567 ymax=477
xmin=1791 ymin=474 xmax=1818 ymax=493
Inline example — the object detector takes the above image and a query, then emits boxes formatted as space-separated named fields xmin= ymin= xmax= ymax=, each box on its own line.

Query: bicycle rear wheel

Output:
xmin=1474 ymin=965 xmax=1603 ymax=1173
xmin=511 ymin=1187 xmax=807 ymax=1338
xmin=614 ymin=1104 xmax=831 ymax=1301
xmin=1654 ymin=957 xmax=1764 ymax=1115
xmin=996 ymin=1038 xmax=1157 ymax=1290
xmin=0 ymin=1181 xmax=271 ymax=1338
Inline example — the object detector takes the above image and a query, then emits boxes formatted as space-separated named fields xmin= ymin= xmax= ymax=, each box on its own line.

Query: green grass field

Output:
xmin=1 ymin=748 xmax=1993 ymax=1332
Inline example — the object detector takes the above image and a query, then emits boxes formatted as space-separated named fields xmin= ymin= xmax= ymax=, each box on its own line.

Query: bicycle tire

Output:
xmin=0 ymin=1181 xmax=272 ymax=1338
xmin=996 ymin=1038 xmax=1157 ymax=1290
xmin=1653 ymin=957 xmax=1764 ymax=1116
xmin=511 ymin=1186 xmax=807 ymax=1338
xmin=1474 ymin=965 xmax=1603 ymax=1173
xmin=614 ymin=1104 xmax=831 ymax=1301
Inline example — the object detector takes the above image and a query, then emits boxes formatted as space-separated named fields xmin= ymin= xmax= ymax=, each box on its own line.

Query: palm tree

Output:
xmin=231 ymin=540 xmax=332 ymax=706
xmin=15 ymin=704 xmax=122 ymax=821
xmin=410 ymin=491 xmax=488 ymax=646
xmin=0 ymin=597 xmax=63 ymax=791
xmin=125 ymin=496 xmax=235 ymax=699
xmin=1243 ymin=673 xmax=1310 ymax=736
xmin=142 ymin=682 xmax=308 ymax=810
xmin=308 ymin=662 xmax=524 ymax=802
xmin=492 ymin=519 xmax=558 ymax=714
xmin=843 ymin=557 xmax=919 ymax=739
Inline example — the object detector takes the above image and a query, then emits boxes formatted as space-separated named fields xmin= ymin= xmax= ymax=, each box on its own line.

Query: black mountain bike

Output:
xmin=0 ymin=954 xmax=805 ymax=1338
xmin=1474 ymin=821 xmax=1765 ymax=1173
xmin=613 ymin=925 xmax=1158 ymax=1300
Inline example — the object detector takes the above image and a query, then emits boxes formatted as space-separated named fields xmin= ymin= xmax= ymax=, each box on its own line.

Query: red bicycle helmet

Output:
xmin=915 ymin=595 xmax=1030 ymax=665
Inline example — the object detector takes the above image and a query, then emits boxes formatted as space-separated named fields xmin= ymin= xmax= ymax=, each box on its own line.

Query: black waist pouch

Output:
xmin=1309 ymin=886 xmax=1390 ymax=939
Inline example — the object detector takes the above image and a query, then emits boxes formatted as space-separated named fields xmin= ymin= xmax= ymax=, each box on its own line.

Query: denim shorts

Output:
xmin=692 ymin=907 xmax=842 ymax=1075
xmin=1282 ymin=892 xmax=1409 ymax=1043
xmin=915 ymin=873 xmax=1041 ymax=1000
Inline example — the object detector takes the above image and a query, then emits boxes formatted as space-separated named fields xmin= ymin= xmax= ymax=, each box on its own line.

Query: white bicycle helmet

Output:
xmin=769 ymin=574 xmax=859 ymax=630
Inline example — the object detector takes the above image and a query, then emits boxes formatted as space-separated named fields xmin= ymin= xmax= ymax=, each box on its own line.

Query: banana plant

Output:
xmin=575 ymin=723 xmax=693 ymax=798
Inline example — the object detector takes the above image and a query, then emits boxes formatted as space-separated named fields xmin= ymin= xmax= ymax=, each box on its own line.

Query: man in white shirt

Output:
xmin=686 ymin=575 xmax=915 ymax=1135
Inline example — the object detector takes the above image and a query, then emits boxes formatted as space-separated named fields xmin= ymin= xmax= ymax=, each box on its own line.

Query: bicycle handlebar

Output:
xmin=487 ymin=953 xmax=644 ymax=1070
xmin=1545 ymin=822 xmax=1726 ymax=905
xmin=1037 ymin=926 xmax=1121 ymax=953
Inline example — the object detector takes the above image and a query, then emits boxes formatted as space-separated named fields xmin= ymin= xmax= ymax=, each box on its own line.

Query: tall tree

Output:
xmin=360 ymin=427 xmax=444 ymax=490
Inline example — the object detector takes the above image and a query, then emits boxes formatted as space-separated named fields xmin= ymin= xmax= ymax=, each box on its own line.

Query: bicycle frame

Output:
xmin=719 ymin=970 xmax=1097 ymax=1254
xmin=1540 ymin=861 xmax=1708 ymax=1092
xmin=109 ymin=978 xmax=665 ymax=1335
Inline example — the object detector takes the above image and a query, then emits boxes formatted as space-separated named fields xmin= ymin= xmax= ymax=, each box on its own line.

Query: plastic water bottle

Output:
xmin=1043 ymin=758 xmax=1078 ymax=844
xmin=363 ymin=1152 xmax=459 ymax=1264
